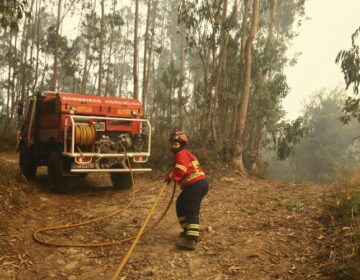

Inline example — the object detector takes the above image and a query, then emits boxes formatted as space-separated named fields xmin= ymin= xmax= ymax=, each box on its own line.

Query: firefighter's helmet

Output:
xmin=169 ymin=131 xmax=188 ymax=144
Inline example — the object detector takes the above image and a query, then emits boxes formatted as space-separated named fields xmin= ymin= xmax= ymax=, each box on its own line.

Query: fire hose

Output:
xmin=74 ymin=124 xmax=96 ymax=146
xmin=33 ymin=143 xmax=176 ymax=279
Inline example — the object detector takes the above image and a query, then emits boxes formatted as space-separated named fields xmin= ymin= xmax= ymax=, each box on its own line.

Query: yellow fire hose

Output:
xmin=111 ymin=180 xmax=169 ymax=280
xmin=33 ymin=143 xmax=176 ymax=278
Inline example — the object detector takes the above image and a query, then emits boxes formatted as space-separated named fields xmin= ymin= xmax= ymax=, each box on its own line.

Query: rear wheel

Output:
xmin=47 ymin=151 xmax=69 ymax=193
xmin=110 ymin=164 xmax=133 ymax=190
xmin=19 ymin=144 xmax=37 ymax=180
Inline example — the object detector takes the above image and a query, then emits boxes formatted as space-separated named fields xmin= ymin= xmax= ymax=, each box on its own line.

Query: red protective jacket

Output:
xmin=166 ymin=149 xmax=206 ymax=188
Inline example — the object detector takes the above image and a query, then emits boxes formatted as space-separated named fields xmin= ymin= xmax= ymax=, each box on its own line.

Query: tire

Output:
xmin=19 ymin=144 xmax=37 ymax=180
xmin=110 ymin=164 xmax=133 ymax=190
xmin=47 ymin=151 xmax=69 ymax=193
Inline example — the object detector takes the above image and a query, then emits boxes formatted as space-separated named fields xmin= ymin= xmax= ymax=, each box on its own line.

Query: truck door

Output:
xmin=22 ymin=96 xmax=37 ymax=146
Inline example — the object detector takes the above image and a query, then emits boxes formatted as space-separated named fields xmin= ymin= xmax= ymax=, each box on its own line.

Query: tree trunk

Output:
xmin=118 ymin=47 xmax=127 ymax=97
xmin=178 ymin=23 xmax=185 ymax=129
xmin=247 ymin=120 xmax=262 ymax=171
xmin=142 ymin=0 xmax=151 ymax=110
xmin=98 ymin=0 xmax=105 ymax=96
xmin=20 ymin=0 xmax=34 ymax=104
xmin=133 ymin=0 xmax=139 ymax=100
xmin=224 ymin=0 xmax=249 ymax=163
xmin=105 ymin=0 xmax=118 ymax=97
xmin=32 ymin=0 xmax=42 ymax=94
xmin=232 ymin=0 xmax=260 ymax=174
xmin=202 ymin=51 xmax=210 ymax=141
xmin=5 ymin=29 xmax=13 ymax=133
xmin=8 ymin=33 xmax=19 ymax=133
xmin=80 ymin=44 xmax=90 ymax=93
xmin=248 ymin=0 xmax=277 ymax=169
xmin=230 ymin=0 xmax=249 ymax=141
xmin=215 ymin=0 xmax=239 ymax=143
xmin=51 ymin=0 xmax=62 ymax=91
xmin=145 ymin=0 xmax=157 ymax=114
xmin=105 ymin=32 xmax=114 ymax=96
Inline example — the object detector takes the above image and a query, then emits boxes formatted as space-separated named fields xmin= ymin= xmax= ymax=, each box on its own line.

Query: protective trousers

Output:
xmin=176 ymin=178 xmax=209 ymax=241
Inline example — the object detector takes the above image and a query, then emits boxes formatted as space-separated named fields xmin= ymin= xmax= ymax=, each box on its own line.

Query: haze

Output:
xmin=283 ymin=0 xmax=360 ymax=120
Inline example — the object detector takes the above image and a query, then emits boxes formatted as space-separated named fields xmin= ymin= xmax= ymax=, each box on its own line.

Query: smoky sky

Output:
xmin=283 ymin=0 xmax=360 ymax=120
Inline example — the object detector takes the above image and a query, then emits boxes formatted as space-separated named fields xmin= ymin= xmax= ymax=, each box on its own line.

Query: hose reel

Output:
xmin=75 ymin=123 xmax=96 ymax=146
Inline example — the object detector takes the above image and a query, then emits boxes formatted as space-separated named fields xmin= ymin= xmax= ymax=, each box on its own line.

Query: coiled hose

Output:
xmin=74 ymin=124 xmax=96 ymax=146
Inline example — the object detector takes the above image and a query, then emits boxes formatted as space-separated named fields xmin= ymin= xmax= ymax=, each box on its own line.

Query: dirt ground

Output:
xmin=0 ymin=151 xmax=340 ymax=279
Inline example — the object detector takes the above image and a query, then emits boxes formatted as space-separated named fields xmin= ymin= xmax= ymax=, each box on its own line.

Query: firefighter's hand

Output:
xmin=164 ymin=172 xmax=172 ymax=185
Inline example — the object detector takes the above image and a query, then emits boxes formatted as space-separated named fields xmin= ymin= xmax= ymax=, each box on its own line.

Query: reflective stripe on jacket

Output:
xmin=172 ymin=149 xmax=206 ymax=188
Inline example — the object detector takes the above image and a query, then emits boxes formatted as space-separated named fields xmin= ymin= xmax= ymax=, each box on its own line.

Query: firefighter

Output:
xmin=164 ymin=131 xmax=209 ymax=250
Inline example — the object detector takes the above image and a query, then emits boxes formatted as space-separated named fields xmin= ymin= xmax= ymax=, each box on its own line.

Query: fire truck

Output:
xmin=18 ymin=91 xmax=151 ymax=192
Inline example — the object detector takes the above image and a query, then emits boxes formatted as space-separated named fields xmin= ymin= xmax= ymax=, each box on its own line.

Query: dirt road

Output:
xmin=0 ymin=152 xmax=336 ymax=279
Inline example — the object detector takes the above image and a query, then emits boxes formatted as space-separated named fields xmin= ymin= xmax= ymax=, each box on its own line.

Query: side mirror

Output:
xmin=17 ymin=102 xmax=24 ymax=116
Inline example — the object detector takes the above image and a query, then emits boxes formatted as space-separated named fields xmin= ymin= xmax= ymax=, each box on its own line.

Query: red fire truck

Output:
xmin=18 ymin=91 xmax=151 ymax=192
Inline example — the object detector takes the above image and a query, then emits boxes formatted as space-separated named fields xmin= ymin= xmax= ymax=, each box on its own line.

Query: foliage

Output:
xmin=336 ymin=26 xmax=360 ymax=124
xmin=266 ymin=88 xmax=360 ymax=183
xmin=273 ymin=117 xmax=308 ymax=160
xmin=243 ymin=0 xmax=306 ymax=170
xmin=0 ymin=0 xmax=30 ymax=32
xmin=160 ymin=60 xmax=184 ymax=90
xmin=336 ymin=26 xmax=360 ymax=95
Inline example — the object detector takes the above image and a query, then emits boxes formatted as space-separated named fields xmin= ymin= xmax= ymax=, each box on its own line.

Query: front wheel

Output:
xmin=47 ymin=151 xmax=69 ymax=193
xmin=19 ymin=144 xmax=37 ymax=180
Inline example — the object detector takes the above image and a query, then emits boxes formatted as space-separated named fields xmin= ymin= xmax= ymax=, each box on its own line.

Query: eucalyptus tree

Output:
xmin=50 ymin=0 xmax=77 ymax=91
xmin=104 ymin=2 xmax=125 ymax=96
xmin=31 ymin=1 xmax=50 ymax=94
xmin=229 ymin=0 xmax=250 ymax=143
xmin=244 ymin=0 xmax=306 ymax=170
xmin=148 ymin=0 xmax=183 ymax=134
xmin=113 ymin=6 xmax=134 ymax=97
xmin=142 ymin=0 xmax=158 ymax=113
xmin=244 ymin=0 xmax=278 ymax=169
xmin=174 ymin=0 xmax=307 ymax=173
xmin=243 ymin=0 xmax=284 ymax=169
xmin=231 ymin=0 xmax=260 ymax=173
xmin=18 ymin=0 xmax=36 ymax=102
xmin=79 ymin=5 xmax=100 ymax=94
xmin=44 ymin=26 xmax=81 ymax=91
xmin=178 ymin=0 xmax=237 ymax=143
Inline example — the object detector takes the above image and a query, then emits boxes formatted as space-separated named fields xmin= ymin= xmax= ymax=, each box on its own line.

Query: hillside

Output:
xmin=0 ymin=151 xmax=352 ymax=280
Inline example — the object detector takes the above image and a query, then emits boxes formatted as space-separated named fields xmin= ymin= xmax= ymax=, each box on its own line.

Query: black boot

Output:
xmin=179 ymin=231 xmax=202 ymax=242
xmin=175 ymin=239 xmax=197 ymax=250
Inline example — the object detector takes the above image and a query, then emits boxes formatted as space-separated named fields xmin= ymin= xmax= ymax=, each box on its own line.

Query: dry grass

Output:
xmin=0 ymin=158 xmax=15 ymax=184
xmin=323 ymin=170 xmax=360 ymax=279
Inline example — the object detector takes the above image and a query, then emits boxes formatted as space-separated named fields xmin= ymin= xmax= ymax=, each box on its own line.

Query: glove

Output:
xmin=164 ymin=172 xmax=173 ymax=184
